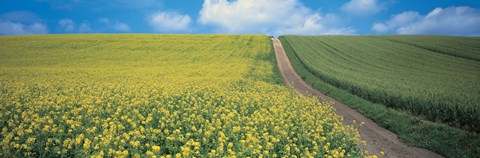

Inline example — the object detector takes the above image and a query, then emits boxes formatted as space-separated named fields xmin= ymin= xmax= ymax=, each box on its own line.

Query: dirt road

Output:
xmin=272 ymin=38 xmax=442 ymax=158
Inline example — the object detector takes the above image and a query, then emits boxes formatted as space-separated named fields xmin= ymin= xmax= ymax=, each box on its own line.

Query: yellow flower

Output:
xmin=0 ymin=35 xmax=368 ymax=157
xmin=133 ymin=153 xmax=141 ymax=158
xmin=115 ymin=151 xmax=123 ymax=157
xmin=26 ymin=137 xmax=36 ymax=144
xmin=146 ymin=151 xmax=154 ymax=156
xmin=83 ymin=138 xmax=91 ymax=150
xmin=129 ymin=141 xmax=140 ymax=148
xmin=152 ymin=145 xmax=161 ymax=153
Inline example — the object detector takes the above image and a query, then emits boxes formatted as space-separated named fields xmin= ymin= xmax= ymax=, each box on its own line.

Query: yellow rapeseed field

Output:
xmin=0 ymin=35 xmax=370 ymax=157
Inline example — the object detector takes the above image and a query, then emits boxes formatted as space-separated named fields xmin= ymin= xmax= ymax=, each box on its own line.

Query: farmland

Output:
xmin=0 ymin=35 xmax=367 ymax=157
xmin=376 ymin=35 xmax=480 ymax=62
xmin=280 ymin=35 xmax=480 ymax=131
xmin=280 ymin=35 xmax=480 ymax=157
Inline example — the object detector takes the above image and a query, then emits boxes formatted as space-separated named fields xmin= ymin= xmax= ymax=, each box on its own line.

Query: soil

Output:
xmin=272 ymin=38 xmax=442 ymax=158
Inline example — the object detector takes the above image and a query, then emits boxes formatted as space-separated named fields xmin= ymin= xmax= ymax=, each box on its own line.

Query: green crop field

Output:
xmin=281 ymin=35 xmax=480 ymax=132
xmin=280 ymin=35 xmax=480 ymax=157
xmin=0 ymin=35 xmax=370 ymax=157
xmin=375 ymin=35 xmax=480 ymax=62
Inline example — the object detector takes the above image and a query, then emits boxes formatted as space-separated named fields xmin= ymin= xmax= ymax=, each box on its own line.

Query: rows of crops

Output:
xmin=0 ymin=35 xmax=370 ymax=157
xmin=375 ymin=35 xmax=480 ymax=62
xmin=280 ymin=35 xmax=480 ymax=132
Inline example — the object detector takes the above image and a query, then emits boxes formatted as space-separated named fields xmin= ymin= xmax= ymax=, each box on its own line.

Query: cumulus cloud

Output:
xmin=372 ymin=6 xmax=480 ymax=35
xmin=57 ymin=18 xmax=130 ymax=33
xmin=0 ymin=11 xmax=48 ymax=35
xmin=58 ymin=18 xmax=75 ymax=32
xmin=148 ymin=11 xmax=191 ymax=32
xmin=341 ymin=0 xmax=387 ymax=16
xmin=372 ymin=11 xmax=420 ymax=32
xmin=0 ymin=21 xmax=48 ymax=35
xmin=112 ymin=22 xmax=130 ymax=32
xmin=198 ymin=0 xmax=354 ymax=35
xmin=98 ymin=18 xmax=130 ymax=32
xmin=79 ymin=21 xmax=92 ymax=33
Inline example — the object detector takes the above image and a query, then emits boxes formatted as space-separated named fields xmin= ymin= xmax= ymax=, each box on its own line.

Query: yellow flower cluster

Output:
xmin=0 ymin=35 xmax=372 ymax=157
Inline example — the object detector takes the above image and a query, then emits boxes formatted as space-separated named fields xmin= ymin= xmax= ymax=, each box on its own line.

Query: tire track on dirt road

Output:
xmin=272 ymin=38 xmax=442 ymax=158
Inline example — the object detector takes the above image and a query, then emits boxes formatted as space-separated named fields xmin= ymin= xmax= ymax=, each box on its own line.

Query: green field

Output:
xmin=280 ymin=35 xmax=480 ymax=132
xmin=376 ymin=35 xmax=480 ymax=61
xmin=280 ymin=35 xmax=480 ymax=157
xmin=0 ymin=35 xmax=368 ymax=157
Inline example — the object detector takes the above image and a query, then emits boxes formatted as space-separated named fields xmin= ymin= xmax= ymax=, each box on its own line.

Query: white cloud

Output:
xmin=98 ymin=18 xmax=130 ymax=32
xmin=112 ymin=22 xmax=130 ymax=32
xmin=98 ymin=18 xmax=110 ymax=24
xmin=341 ymin=0 xmax=386 ymax=16
xmin=372 ymin=11 xmax=420 ymax=32
xmin=372 ymin=6 xmax=480 ymax=35
xmin=79 ymin=21 xmax=92 ymax=33
xmin=0 ymin=21 xmax=48 ymax=35
xmin=58 ymin=18 xmax=75 ymax=32
xmin=0 ymin=11 xmax=48 ymax=35
xmin=58 ymin=18 xmax=130 ymax=33
xmin=148 ymin=11 xmax=191 ymax=32
xmin=198 ymin=0 xmax=354 ymax=35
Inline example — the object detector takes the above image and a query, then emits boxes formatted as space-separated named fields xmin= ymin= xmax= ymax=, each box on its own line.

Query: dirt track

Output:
xmin=272 ymin=38 xmax=442 ymax=158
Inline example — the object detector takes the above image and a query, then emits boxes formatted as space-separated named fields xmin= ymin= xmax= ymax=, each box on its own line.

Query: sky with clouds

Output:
xmin=1 ymin=0 xmax=479 ymax=36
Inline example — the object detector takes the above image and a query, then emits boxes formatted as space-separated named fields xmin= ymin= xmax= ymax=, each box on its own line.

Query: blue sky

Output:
xmin=1 ymin=0 xmax=479 ymax=36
